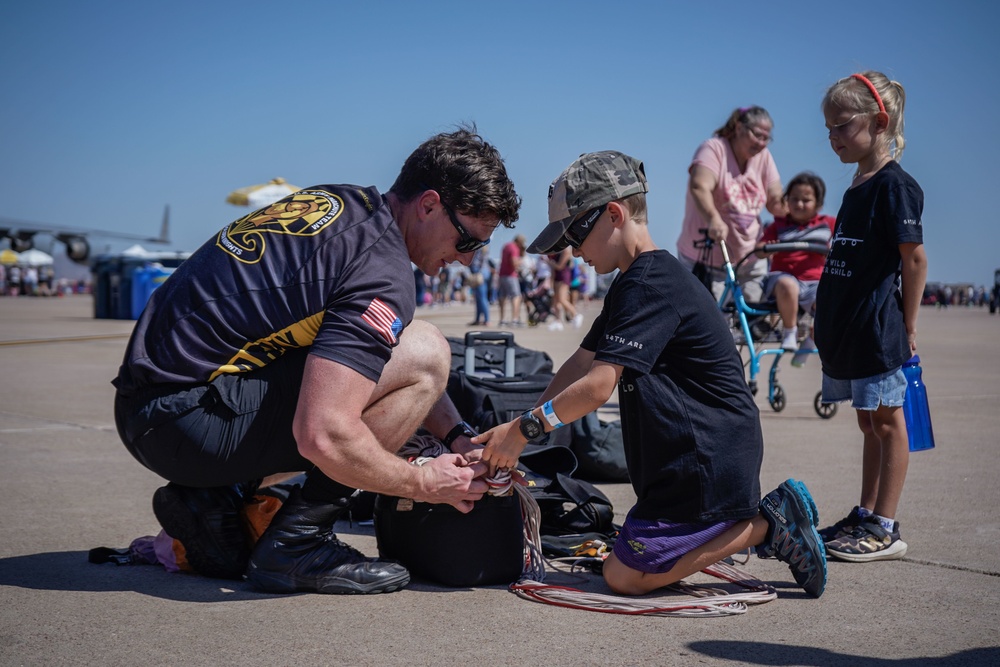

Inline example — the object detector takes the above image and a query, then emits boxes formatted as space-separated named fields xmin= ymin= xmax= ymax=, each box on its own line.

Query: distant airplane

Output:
xmin=0 ymin=205 xmax=171 ymax=264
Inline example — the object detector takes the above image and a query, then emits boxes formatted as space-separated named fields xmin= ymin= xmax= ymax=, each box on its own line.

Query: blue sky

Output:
xmin=2 ymin=0 xmax=997 ymax=285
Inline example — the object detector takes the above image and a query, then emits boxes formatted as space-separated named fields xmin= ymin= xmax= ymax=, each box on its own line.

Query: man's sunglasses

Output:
xmin=564 ymin=204 xmax=607 ymax=249
xmin=443 ymin=202 xmax=491 ymax=254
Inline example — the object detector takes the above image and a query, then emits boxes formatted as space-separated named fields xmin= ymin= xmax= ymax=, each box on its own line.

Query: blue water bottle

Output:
xmin=902 ymin=355 xmax=935 ymax=452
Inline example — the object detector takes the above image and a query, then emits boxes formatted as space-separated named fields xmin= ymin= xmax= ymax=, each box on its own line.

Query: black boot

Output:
xmin=152 ymin=481 xmax=258 ymax=580
xmin=245 ymin=488 xmax=409 ymax=594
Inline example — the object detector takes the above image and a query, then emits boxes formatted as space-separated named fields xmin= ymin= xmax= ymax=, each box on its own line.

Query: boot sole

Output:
xmin=245 ymin=564 xmax=410 ymax=595
xmin=152 ymin=486 xmax=248 ymax=580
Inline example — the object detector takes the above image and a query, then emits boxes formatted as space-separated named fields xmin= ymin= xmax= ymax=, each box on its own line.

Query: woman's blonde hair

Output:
xmin=823 ymin=70 xmax=907 ymax=161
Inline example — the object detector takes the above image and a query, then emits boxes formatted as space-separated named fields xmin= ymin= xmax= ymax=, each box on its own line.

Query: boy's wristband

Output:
xmin=541 ymin=400 xmax=564 ymax=429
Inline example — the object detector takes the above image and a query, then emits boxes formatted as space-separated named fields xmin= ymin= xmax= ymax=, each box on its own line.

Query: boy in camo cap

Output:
xmin=474 ymin=150 xmax=827 ymax=598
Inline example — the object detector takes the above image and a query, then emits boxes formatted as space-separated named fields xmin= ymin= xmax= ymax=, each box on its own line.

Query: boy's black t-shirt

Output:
xmin=814 ymin=161 xmax=924 ymax=380
xmin=114 ymin=184 xmax=415 ymax=394
xmin=581 ymin=250 xmax=762 ymax=523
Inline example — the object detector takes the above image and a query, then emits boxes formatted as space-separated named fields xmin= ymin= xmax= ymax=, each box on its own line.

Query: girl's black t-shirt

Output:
xmin=815 ymin=161 xmax=924 ymax=379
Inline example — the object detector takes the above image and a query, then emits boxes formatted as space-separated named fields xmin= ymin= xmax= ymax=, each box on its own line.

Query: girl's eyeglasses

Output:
xmin=827 ymin=114 xmax=861 ymax=138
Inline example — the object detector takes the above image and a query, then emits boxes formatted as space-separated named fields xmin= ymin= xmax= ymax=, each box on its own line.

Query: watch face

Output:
xmin=519 ymin=412 xmax=543 ymax=440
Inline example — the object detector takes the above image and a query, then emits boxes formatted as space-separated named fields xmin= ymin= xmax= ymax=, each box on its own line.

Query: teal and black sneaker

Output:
xmin=757 ymin=479 xmax=827 ymax=598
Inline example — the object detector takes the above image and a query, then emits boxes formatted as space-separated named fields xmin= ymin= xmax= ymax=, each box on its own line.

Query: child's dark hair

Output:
xmin=714 ymin=106 xmax=773 ymax=140
xmin=784 ymin=172 xmax=826 ymax=208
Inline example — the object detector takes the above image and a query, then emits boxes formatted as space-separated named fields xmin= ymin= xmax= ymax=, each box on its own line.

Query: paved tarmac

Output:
xmin=1 ymin=294 xmax=998 ymax=666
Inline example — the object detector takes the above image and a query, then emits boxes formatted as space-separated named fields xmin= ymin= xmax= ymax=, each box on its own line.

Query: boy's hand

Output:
xmin=471 ymin=419 xmax=529 ymax=474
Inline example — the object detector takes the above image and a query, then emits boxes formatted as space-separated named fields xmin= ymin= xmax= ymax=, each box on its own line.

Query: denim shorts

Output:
xmin=613 ymin=510 xmax=739 ymax=574
xmin=762 ymin=273 xmax=819 ymax=312
xmin=821 ymin=367 xmax=906 ymax=410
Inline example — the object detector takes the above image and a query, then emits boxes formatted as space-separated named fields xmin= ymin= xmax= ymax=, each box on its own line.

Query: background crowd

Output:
xmin=412 ymin=237 xmax=608 ymax=330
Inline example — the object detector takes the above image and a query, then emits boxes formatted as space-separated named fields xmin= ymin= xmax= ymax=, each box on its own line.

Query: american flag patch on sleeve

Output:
xmin=361 ymin=298 xmax=403 ymax=345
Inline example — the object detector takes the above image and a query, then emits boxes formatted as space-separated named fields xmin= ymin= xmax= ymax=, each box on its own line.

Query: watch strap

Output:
xmin=442 ymin=421 xmax=476 ymax=448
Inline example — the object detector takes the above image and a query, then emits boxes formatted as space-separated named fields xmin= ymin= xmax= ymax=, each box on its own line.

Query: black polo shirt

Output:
xmin=115 ymin=184 xmax=414 ymax=394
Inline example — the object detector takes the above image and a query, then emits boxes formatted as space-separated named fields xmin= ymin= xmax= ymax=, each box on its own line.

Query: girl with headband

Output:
xmin=814 ymin=70 xmax=928 ymax=562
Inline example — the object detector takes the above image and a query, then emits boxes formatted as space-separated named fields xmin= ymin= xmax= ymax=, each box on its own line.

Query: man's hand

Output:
xmin=459 ymin=445 xmax=485 ymax=465
xmin=415 ymin=454 xmax=489 ymax=513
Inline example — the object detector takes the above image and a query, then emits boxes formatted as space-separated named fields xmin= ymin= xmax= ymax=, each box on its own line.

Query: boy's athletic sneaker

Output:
xmin=817 ymin=506 xmax=866 ymax=543
xmin=757 ymin=479 xmax=827 ymax=597
xmin=826 ymin=516 xmax=908 ymax=562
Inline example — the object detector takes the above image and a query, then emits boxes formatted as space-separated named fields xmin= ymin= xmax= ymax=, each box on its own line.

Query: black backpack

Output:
xmin=524 ymin=472 xmax=616 ymax=537
xmin=570 ymin=412 xmax=629 ymax=482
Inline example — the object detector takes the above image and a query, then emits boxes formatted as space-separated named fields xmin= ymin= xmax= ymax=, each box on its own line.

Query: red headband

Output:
xmin=851 ymin=73 xmax=887 ymax=115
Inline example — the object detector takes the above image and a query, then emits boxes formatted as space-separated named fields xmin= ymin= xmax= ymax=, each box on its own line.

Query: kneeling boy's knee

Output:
xmin=602 ymin=557 xmax=644 ymax=595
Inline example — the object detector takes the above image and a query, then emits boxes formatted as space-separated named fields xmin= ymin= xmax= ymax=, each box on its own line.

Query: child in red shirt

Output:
xmin=755 ymin=172 xmax=836 ymax=356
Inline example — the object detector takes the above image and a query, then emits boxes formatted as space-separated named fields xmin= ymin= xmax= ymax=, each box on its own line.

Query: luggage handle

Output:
xmin=464 ymin=331 xmax=516 ymax=377
xmin=464 ymin=331 xmax=515 ymax=346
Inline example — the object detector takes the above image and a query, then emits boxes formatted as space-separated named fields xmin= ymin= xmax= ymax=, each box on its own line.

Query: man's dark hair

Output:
xmin=389 ymin=123 xmax=521 ymax=228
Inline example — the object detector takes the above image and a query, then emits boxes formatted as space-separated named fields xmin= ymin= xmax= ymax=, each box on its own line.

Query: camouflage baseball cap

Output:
xmin=527 ymin=150 xmax=648 ymax=254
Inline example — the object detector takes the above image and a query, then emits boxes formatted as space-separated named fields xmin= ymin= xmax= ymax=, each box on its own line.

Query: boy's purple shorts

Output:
xmin=614 ymin=511 xmax=740 ymax=574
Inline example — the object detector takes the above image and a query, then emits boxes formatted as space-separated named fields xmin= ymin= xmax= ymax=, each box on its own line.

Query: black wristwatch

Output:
xmin=518 ymin=410 xmax=544 ymax=442
xmin=442 ymin=421 xmax=477 ymax=449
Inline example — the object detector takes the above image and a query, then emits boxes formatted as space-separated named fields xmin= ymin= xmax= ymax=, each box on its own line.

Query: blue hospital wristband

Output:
xmin=541 ymin=400 xmax=564 ymax=429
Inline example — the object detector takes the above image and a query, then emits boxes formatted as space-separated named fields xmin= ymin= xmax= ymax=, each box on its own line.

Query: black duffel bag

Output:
xmin=447 ymin=332 xmax=553 ymax=378
xmin=446 ymin=372 xmax=573 ymax=450
xmin=373 ymin=493 xmax=525 ymax=587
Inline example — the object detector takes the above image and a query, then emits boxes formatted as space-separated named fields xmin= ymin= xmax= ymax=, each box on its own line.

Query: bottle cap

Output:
xmin=904 ymin=355 xmax=920 ymax=366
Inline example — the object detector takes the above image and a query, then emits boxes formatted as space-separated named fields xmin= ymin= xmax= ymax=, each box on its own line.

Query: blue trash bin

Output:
xmin=131 ymin=263 xmax=175 ymax=319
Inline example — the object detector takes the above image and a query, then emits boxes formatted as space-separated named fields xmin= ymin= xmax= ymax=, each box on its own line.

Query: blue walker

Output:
xmin=694 ymin=231 xmax=837 ymax=419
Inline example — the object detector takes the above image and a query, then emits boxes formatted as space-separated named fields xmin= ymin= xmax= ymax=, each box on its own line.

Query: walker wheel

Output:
xmin=769 ymin=384 xmax=786 ymax=412
xmin=815 ymin=391 xmax=838 ymax=419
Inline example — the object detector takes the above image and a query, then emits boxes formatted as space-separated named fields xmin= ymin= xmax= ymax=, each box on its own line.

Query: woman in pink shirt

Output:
xmin=676 ymin=106 xmax=786 ymax=303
